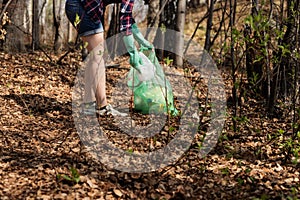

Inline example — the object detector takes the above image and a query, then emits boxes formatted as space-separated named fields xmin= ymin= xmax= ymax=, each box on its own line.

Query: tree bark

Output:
xmin=277 ymin=0 xmax=299 ymax=97
xmin=204 ymin=0 xmax=214 ymax=51
xmin=146 ymin=0 xmax=159 ymax=42
xmin=32 ymin=0 xmax=40 ymax=50
xmin=153 ymin=0 xmax=167 ymax=60
xmin=244 ymin=0 xmax=264 ymax=96
xmin=2 ymin=0 xmax=27 ymax=52
xmin=230 ymin=0 xmax=237 ymax=132
xmin=175 ymin=0 xmax=186 ymax=67
xmin=53 ymin=0 xmax=63 ymax=54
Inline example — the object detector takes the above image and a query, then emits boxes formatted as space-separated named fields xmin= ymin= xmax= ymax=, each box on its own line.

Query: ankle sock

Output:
xmin=99 ymin=105 xmax=107 ymax=110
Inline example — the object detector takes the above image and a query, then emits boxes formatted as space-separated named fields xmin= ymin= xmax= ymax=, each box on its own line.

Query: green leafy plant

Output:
xmin=163 ymin=57 xmax=173 ymax=66
xmin=74 ymin=13 xmax=81 ymax=28
xmin=220 ymin=167 xmax=230 ymax=175
xmin=57 ymin=167 xmax=80 ymax=184
xmin=160 ymin=23 xmax=167 ymax=33
xmin=169 ymin=126 xmax=176 ymax=133
xmin=237 ymin=177 xmax=244 ymax=185
xmin=126 ymin=148 xmax=133 ymax=154
xmin=196 ymin=142 xmax=202 ymax=149
xmin=286 ymin=187 xmax=299 ymax=200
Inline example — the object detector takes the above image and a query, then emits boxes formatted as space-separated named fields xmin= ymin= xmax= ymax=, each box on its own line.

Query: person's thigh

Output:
xmin=82 ymin=32 xmax=104 ymax=52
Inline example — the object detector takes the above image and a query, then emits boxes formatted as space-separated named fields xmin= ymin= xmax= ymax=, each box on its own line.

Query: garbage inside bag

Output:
xmin=127 ymin=50 xmax=178 ymax=115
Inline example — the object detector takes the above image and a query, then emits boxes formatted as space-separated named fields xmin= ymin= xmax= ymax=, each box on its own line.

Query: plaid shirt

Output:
xmin=81 ymin=0 xmax=135 ymax=35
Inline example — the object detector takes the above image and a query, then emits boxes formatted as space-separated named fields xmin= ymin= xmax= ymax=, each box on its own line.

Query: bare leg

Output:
xmin=81 ymin=32 xmax=107 ymax=108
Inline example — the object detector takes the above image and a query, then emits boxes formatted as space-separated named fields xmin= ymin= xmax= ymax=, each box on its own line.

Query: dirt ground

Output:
xmin=0 ymin=46 xmax=299 ymax=200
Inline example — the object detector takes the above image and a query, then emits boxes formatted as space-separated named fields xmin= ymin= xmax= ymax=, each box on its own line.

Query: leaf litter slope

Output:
xmin=0 ymin=51 xmax=299 ymax=199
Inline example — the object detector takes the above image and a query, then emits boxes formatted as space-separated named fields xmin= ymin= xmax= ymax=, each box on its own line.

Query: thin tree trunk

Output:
xmin=175 ymin=0 xmax=186 ymax=67
xmin=162 ymin=0 xmax=177 ymax=56
xmin=2 ymin=0 xmax=27 ymax=52
xmin=230 ymin=0 xmax=237 ymax=132
xmin=32 ymin=0 xmax=39 ymax=50
xmin=245 ymin=0 xmax=264 ymax=97
xmin=269 ymin=0 xmax=299 ymax=114
xmin=146 ymin=0 xmax=159 ymax=42
xmin=53 ymin=0 xmax=62 ymax=54
xmin=154 ymin=0 xmax=167 ymax=60
xmin=204 ymin=0 xmax=214 ymax=51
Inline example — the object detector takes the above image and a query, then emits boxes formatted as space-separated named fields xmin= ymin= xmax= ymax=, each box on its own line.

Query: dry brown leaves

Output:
xmin=0 ymin=51 xmax=299 ymax=200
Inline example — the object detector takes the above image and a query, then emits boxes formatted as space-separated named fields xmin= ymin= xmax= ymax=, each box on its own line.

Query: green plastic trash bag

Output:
xmin=127 ymin=50 xmax=178 ymax=116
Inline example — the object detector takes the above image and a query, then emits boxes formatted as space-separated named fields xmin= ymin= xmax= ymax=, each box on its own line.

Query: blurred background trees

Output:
xmin=0 ymin=0 xmax=299 ymax=118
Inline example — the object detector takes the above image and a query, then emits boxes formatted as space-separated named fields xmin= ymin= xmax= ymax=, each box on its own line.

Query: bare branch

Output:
xmin=0 ymin=0 xmax=13 ymax=20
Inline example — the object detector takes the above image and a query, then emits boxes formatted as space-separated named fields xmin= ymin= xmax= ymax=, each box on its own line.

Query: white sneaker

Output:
xmin=97 ymin=104 xmax=128 ymax=117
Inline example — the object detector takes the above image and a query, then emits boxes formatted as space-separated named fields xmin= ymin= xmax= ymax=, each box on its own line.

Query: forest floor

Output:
xmin=0 ymin=46 xmax=299 ymax=199
xmin=0 ymin=1 xmax=299 ymax=199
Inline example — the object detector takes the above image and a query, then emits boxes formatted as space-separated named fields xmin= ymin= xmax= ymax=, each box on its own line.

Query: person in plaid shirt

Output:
xmin=82 ymin=0 xmax=134 ymax=35
xmin=65 ymin=0 xmax=152 ymax=116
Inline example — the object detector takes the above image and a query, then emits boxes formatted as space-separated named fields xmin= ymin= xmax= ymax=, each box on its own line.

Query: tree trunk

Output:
xmin=268 ymin=0 xmax=299 ymax=114
xmin=2 ymin=0 xmax=26 ymax=52
xmin=230 ymin=0 xmax=238 ymax=132
xmin=204 ymin=0 xmax=214 ymax=51
xmin=279 ymin=0 xmax=299 ymax=95
xmin=163 ymin=0 xmax=176 ymax=54
xmin=175 ymin=0 xmax=186 ymax=67
xmin=53 ymin=0 xmax=63 ymax=54
xmin=32 ymin=0 xmax=40 ymax=50
xmin=156 ymin=0 xmax=177 ymax=60
xmin=146 ymin=0 xmax=159 ymax=42
xmin=244 ymin=0 xmax=265 ymax=96
xmin=153 ymin=0 xmax=167 ymax=60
